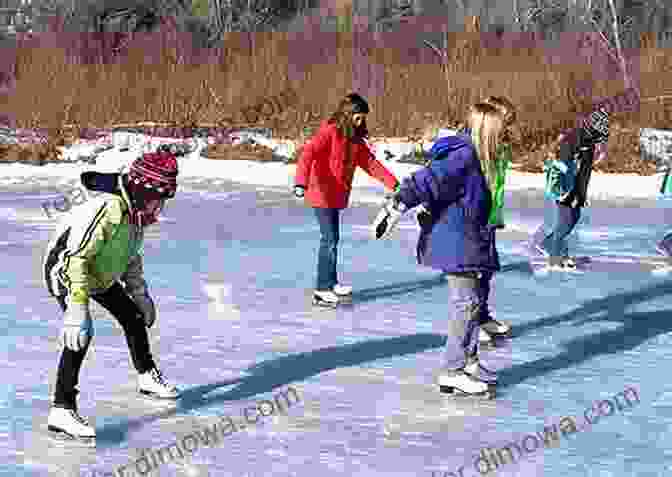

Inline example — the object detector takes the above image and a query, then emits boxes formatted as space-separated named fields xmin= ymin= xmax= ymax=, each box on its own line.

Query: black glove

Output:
xmin=293 ymin=185 xmax=305 ymax=198
xmin=416 ymin=205 xmax=433 ymax=229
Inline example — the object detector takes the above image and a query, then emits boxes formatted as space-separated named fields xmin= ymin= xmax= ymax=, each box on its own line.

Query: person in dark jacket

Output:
xmin=373 ymin=102 xmax=506 ymax=397
xmin=294 ymin=93 xmax=399 ymax=306
xmin=533 ymin=108 xmax=610 ymax=269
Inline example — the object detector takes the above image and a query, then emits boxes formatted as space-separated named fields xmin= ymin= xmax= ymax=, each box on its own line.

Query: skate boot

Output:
xmin=478 ymin=328 xmax=494 ymax=347
xmin=549 ymin=256 xmax=577 ymax=271
xmin=138 ymin=367 xmax=180 ymax=399
xmin=437 ymin=370 xmax=495 ymax=399
xmin=464 ymin=357 xmax=497 ymax=384
xmin=47 ymin=406 xmax=96 ymax=446
xmin=312 ymin=290 xmax=340 ymax=308
xmin=332 ymin=284 xmax=352 ymax=296
xmin=481 ymin=318 xmax=512 ymax=338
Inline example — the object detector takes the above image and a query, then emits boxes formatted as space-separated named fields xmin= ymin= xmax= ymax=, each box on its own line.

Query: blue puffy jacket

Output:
xmin=397 ymin=134 xmax=500 ymax=274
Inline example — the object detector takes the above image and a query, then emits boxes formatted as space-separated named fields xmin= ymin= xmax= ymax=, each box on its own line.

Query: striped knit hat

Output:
xmin=582 ymin=108 xmax=610 ymax=145
xmin=127 ymin=150 xmax=178 ymax=198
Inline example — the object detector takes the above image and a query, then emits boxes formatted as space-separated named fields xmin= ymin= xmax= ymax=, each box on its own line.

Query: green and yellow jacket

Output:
xmin=43 ymin=172 xmax=146 ymax=305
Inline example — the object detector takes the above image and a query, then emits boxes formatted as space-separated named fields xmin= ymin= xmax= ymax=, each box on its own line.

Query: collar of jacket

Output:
xmin=117 ymin=169 xmax=134 ymax=217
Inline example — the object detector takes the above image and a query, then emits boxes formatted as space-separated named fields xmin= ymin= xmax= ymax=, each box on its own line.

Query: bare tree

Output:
xmin=206 ymin=0 xmax=299 ymax=41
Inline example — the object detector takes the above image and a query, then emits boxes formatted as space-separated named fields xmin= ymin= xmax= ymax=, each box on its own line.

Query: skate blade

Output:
xmin=138 ymin=389 xmax=180 ymax=401
xmin=312 ymin=297 xmax=340 ymax=308
xmin=438 ymin=386 xmax=496 ymax=399
xmin=47 ymin=427 xmax=96 ymax=447
xmin=652 ymin=266 xmax=672 ymax=276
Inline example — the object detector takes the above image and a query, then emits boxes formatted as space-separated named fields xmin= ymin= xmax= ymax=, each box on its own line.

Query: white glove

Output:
xmin=61 ymin=299 xmax=93 ymax=352
xmin=372 ymin=195 xmax=407 ymax=240
xmin=131 ymin=289 xmax=156 ymax=328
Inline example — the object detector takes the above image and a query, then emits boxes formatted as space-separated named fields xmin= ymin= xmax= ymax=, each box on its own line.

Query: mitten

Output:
xmin=61 ymin=298 xmax=93 ymax=352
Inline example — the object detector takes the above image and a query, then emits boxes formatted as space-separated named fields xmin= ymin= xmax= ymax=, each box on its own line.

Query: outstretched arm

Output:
xmin=357 ymin=143 xmax=399 ymax=191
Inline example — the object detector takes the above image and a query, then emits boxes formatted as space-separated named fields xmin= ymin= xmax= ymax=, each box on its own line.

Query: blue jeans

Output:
xmin=541 ymin=202 xmax=581 ymax=257
xmin=442 ymin=273 xmax=481 ymax=371
xmin=314 ymin=208 xmax=340 ymax=290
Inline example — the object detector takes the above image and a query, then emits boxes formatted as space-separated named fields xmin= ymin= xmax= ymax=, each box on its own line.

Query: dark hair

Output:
xmin=328 ymin=92 xmax=370 ymax=140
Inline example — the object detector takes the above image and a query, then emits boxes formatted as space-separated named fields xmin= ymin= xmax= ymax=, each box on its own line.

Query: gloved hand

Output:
xmin=131 ymin=289 xmax=156 ymax=328
xmin=372 ymin=194 xmax=407 ymax=240
xmin=416 ymin=204 xmax=433 ymax=229
xmin=61 ymin=299 xmax=93 ymax=352
xmin=293 ymin=185 xmax=305 ymax=199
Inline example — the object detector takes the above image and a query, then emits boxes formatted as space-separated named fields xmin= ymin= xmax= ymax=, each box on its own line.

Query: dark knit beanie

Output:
xmin=347 ymin=93 xmax=370 ymax=114
xmin=582 ymin=108 xmax=610 ymax=144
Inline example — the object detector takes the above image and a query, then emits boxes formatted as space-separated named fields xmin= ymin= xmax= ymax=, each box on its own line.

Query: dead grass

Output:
xmin=0 ymin=27 xmax=669 ymax=173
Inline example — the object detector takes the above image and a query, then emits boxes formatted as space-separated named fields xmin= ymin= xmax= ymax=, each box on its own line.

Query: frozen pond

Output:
xmin=1 ymin=182 xmax=670 ymax=477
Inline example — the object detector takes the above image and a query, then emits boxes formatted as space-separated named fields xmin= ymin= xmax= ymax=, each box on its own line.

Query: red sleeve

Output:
xmin=356 ymin=143 xmax=399 ymax=191
xmin=295 ymin=124 xmax=331 ymax=187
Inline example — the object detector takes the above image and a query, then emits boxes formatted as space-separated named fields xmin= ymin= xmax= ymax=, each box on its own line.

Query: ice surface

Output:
xmin=0 ymin=171 xmax=670 ymax=476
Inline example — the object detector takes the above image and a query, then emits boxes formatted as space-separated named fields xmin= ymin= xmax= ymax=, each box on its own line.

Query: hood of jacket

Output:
xmin=80 ymin=171 xmax=134 ymax=214
xmin=429 ymin=133 xmax=473 ymax=161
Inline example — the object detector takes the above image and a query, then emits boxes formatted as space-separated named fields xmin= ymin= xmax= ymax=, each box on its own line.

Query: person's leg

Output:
xmin=442 ymin=273 xmax=481 ymax=371
xmin=313 ymin=208 xmax=339 ymax=291
xmin=548 ymin=203 xmax=578 ymax=259
xmin=658 ymin=230 xmax=672 ymax=256
xmin=476 ymin=272 xmax=492 ymax=325
xmin=53 ymin=296 xmax=89 ymax=410
xmin=92 ymin=282 xmax=156 ymax=374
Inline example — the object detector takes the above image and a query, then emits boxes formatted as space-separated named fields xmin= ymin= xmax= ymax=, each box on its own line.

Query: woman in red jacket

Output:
xmin=294 ymin=93 xmax=399 ymax=306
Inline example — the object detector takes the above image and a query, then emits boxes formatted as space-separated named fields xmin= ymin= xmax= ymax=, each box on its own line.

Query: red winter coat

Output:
xmin=295 ymin=122 xmax=398 ymax=209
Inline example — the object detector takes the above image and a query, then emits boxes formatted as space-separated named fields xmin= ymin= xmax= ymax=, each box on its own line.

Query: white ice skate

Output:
xmin=464 ymin=358 xmax=498 ymax=384
xmin=313 ymin=290 xmax=340 ymax=307
xmin=437 ymin=370 xmax=494 ymax=398
xmin=481 ymin=319 xmax=511 ymax=337
xmin=333 ymin=284 xmax=352 ymax=296
xmin=478 ymin=328 xmax=494 ymax=346
xmin=138 ymin=368 xmax=180 ymax=399
xmin=47 ymin=407 xmax=96 ymax=445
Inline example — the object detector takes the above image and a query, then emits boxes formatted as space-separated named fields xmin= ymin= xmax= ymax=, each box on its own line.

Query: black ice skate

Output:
xmin=47 ymin=407 xmax=96 ymax=446
xmin=437 ymin=370 xmax=496 ymax=399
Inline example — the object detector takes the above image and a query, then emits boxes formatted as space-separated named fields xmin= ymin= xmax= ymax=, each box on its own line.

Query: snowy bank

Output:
xmin=0 ymin=131 xmax=665 ymax=204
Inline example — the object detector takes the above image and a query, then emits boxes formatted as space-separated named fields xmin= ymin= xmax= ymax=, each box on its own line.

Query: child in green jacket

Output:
xmin=42 ymin=149 xmax=181 ymax=444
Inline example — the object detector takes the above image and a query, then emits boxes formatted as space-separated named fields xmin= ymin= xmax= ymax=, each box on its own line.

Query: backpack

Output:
xmin=544 ymin=158 xmax=576 ymax=201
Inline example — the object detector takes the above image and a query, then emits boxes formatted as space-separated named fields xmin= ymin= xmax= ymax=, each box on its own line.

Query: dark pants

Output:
xmin=542 ymin=202 xmax=582 ymax=257
xmin=53 ymin=282 xmax=156 ymax=409
xmin=477 ymin=271 xmax=494 ymax=325
xmin=313 ymin=208 xmax=340 ymax=291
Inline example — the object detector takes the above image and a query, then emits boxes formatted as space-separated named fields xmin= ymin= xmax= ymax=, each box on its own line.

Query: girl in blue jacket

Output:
xmin=374 ymin=102 xmax=506 ymax=397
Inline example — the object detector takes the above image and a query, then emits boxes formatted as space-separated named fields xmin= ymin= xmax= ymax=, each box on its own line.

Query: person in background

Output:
xmin=294 ymin=92 xmax=399 ymax=307
xmin=532 ymin=108 xmax=610 ymax=269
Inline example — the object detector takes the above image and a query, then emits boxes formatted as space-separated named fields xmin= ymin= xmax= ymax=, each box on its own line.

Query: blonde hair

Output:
xmin=468 ymin=102 xmax=506 ymax=192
